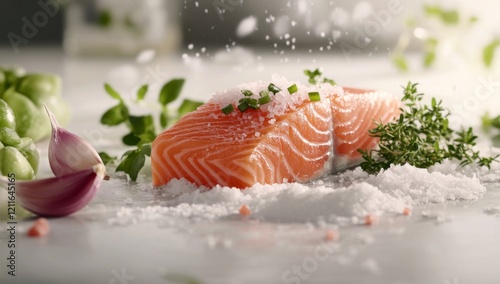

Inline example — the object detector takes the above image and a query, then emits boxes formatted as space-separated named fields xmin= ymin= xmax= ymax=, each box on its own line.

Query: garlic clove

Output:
xmin=44 ymin=105 xmax=105 ymax=177
xmin=6 ymin=164 xmax=106 ymax=217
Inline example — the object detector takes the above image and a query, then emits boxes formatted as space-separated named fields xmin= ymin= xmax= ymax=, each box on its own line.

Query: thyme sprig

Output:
xmin=358 ymin=82 xmax=498 ymax=174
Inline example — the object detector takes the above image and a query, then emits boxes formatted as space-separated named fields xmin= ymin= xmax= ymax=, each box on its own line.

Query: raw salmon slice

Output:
xmin=152 ymin=77 xmax=400 ymax=188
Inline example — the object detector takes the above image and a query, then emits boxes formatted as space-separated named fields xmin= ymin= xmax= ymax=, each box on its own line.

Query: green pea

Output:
xmin=0 ymin=72 xmax=5 ymax=96
xmin=16 ymin=137 xmax=39 ymax=175
xmin=0 ymin=127 xmax=20 ymax=146
xmin=2 ymin=91 xmax=50 ymax=141
xmin=15 ymin=74 xmax=61 ymax=107
xmin=0 ymin=66 xmax=26 ymax=89
xmin=0 ymin=99 xmax=16 ymax=130
xmin=0 ymin=146 xmax=34 ymax=180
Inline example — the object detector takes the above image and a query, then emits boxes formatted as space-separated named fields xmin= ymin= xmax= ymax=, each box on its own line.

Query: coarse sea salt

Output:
xmin=106 ymin=160 xmax=489 ymax=225
xmin=210 ymin=75 xmax=342 ymax=120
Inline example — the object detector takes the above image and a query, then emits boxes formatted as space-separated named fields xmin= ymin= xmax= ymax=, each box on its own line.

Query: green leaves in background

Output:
xmin=482 ymin=39 xmax=500 ymax=68
xmin=392 ymin=54 xmax=408 ymax=72
xmin=159 ymin=79 xmax=185 ymax=128
xmin=98 ymin=151 xmax=117 ymax=166
xmin=136 ymin=84 xmax=148 ymax=101
xmin=104 ymin=83 xmax=122 ymax=101
xmin=481 ymin=112 xmax=500 ymax=148
xmin=424 ymin=5 xmax=459 ymax=25
xmin=116 ymin=144 xmax=151 ymax=182
xmin=392 ymin=5 xmax=485 ymax=71
xmin=159 ymin=79 xmax=185 ymax=106
xmin=178 ymin=99 xmax=203 ymax=118
xmin=100 ymin=103 xmax=129 ymax=126
xmin=99 ymin=79 xmax=202 ymax=181
xmin=97 ymin=9 xmax=112 ymax=28
xmin=423 ymin=38 xmax=438 ymax=68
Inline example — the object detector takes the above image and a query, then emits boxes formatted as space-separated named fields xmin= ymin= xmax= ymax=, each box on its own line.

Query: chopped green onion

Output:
xmin=287 ymin=84 xmax=298 ymax=94
xmin=259 ymin=95 xmax=271 ymax=105
xmin=222 ymin=104 xmax=234 ymax=115
xmin=259 ymin=90 xmax=270 ymax=97
xmin=308 ymin=92 xmax=321 ymax=101
xmin=268 ymin=83 xmax=281 ymax=94
xmin=241 ymin=89 xmax=254 ymax=97
xmin=248 ymin=98 xmax=259 ymax=110
xmin=238 ymin=101 xmax=249 ymax=112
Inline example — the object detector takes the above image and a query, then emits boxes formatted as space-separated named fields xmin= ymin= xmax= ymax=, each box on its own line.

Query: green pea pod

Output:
xmin=0 ymin=146 xmax=35 ymax=180
xmin=0 ymin=99 xmax=16 ymax=130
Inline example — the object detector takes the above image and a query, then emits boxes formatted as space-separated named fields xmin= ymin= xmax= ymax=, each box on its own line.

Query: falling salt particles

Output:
xmin=352 ymin=1 xmax=373 ymax=22
xmin=297 ymin=0 xmax=308 ymax=14
xmin=187 ymin=44 xmax=194 ymax=50
xmin=330 ymin=7 xmax=350 ymax=27
xmin=136 ymin=49 xmax=155 ymax=64
xmin=236 ymin=16 xmax=258 ymax=38
xmin=273 ymin=16 xmax=290 ymax=37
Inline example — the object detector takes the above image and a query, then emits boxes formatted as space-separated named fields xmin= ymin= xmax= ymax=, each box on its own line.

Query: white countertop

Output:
xmin=1 ymin=47 xmax=500 ymax=284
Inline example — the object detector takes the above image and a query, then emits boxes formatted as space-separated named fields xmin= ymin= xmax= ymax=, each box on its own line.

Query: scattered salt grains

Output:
xmin=483 ymin=206 xmax=500 ymax=216
xmin=206 ymin=235 xmax=233 ymax=249
xmin=106 ymin=159 xmax=489 ymax=227
xmin=360 ymin=258 xmax=381 ymax=275
xmin=421 ymin=211 xmax=453 ymax=224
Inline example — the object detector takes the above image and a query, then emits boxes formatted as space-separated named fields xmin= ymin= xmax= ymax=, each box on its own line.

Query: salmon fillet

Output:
xmin=152 ymin=78 xmax=400 ymax=188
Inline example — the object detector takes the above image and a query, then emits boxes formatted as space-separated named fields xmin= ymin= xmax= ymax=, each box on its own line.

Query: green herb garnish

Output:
xmin=268 ymin=83 xmax=281 ymax=94
xmin=308 ymin=92 xmax=321 ymax=101
xmin=221 ymin=104 xmax=234 ymax=115
xmin=99 ymin=79 xmax=202 ymax=181
xmin=259 ymin=94 xmax=271 ymax=105
xmin=224 ymin=86 xmax=278 ymax=114
xmin=358 ymin=82 xmax=498 ymax=174
xmin=241 ymin=89 xmax=254 ymax=97
xmin=304 ymin=68 xmax=336 ymax=85
xmin=287 ymin=84 xmax=298 ymax=94
xmin=238 ymin=100 xmax=249 ymax=112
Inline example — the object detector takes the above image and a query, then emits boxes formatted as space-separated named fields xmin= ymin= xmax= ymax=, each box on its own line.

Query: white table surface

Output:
xmin=1 ymin=47 xmax=500 ymax=284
